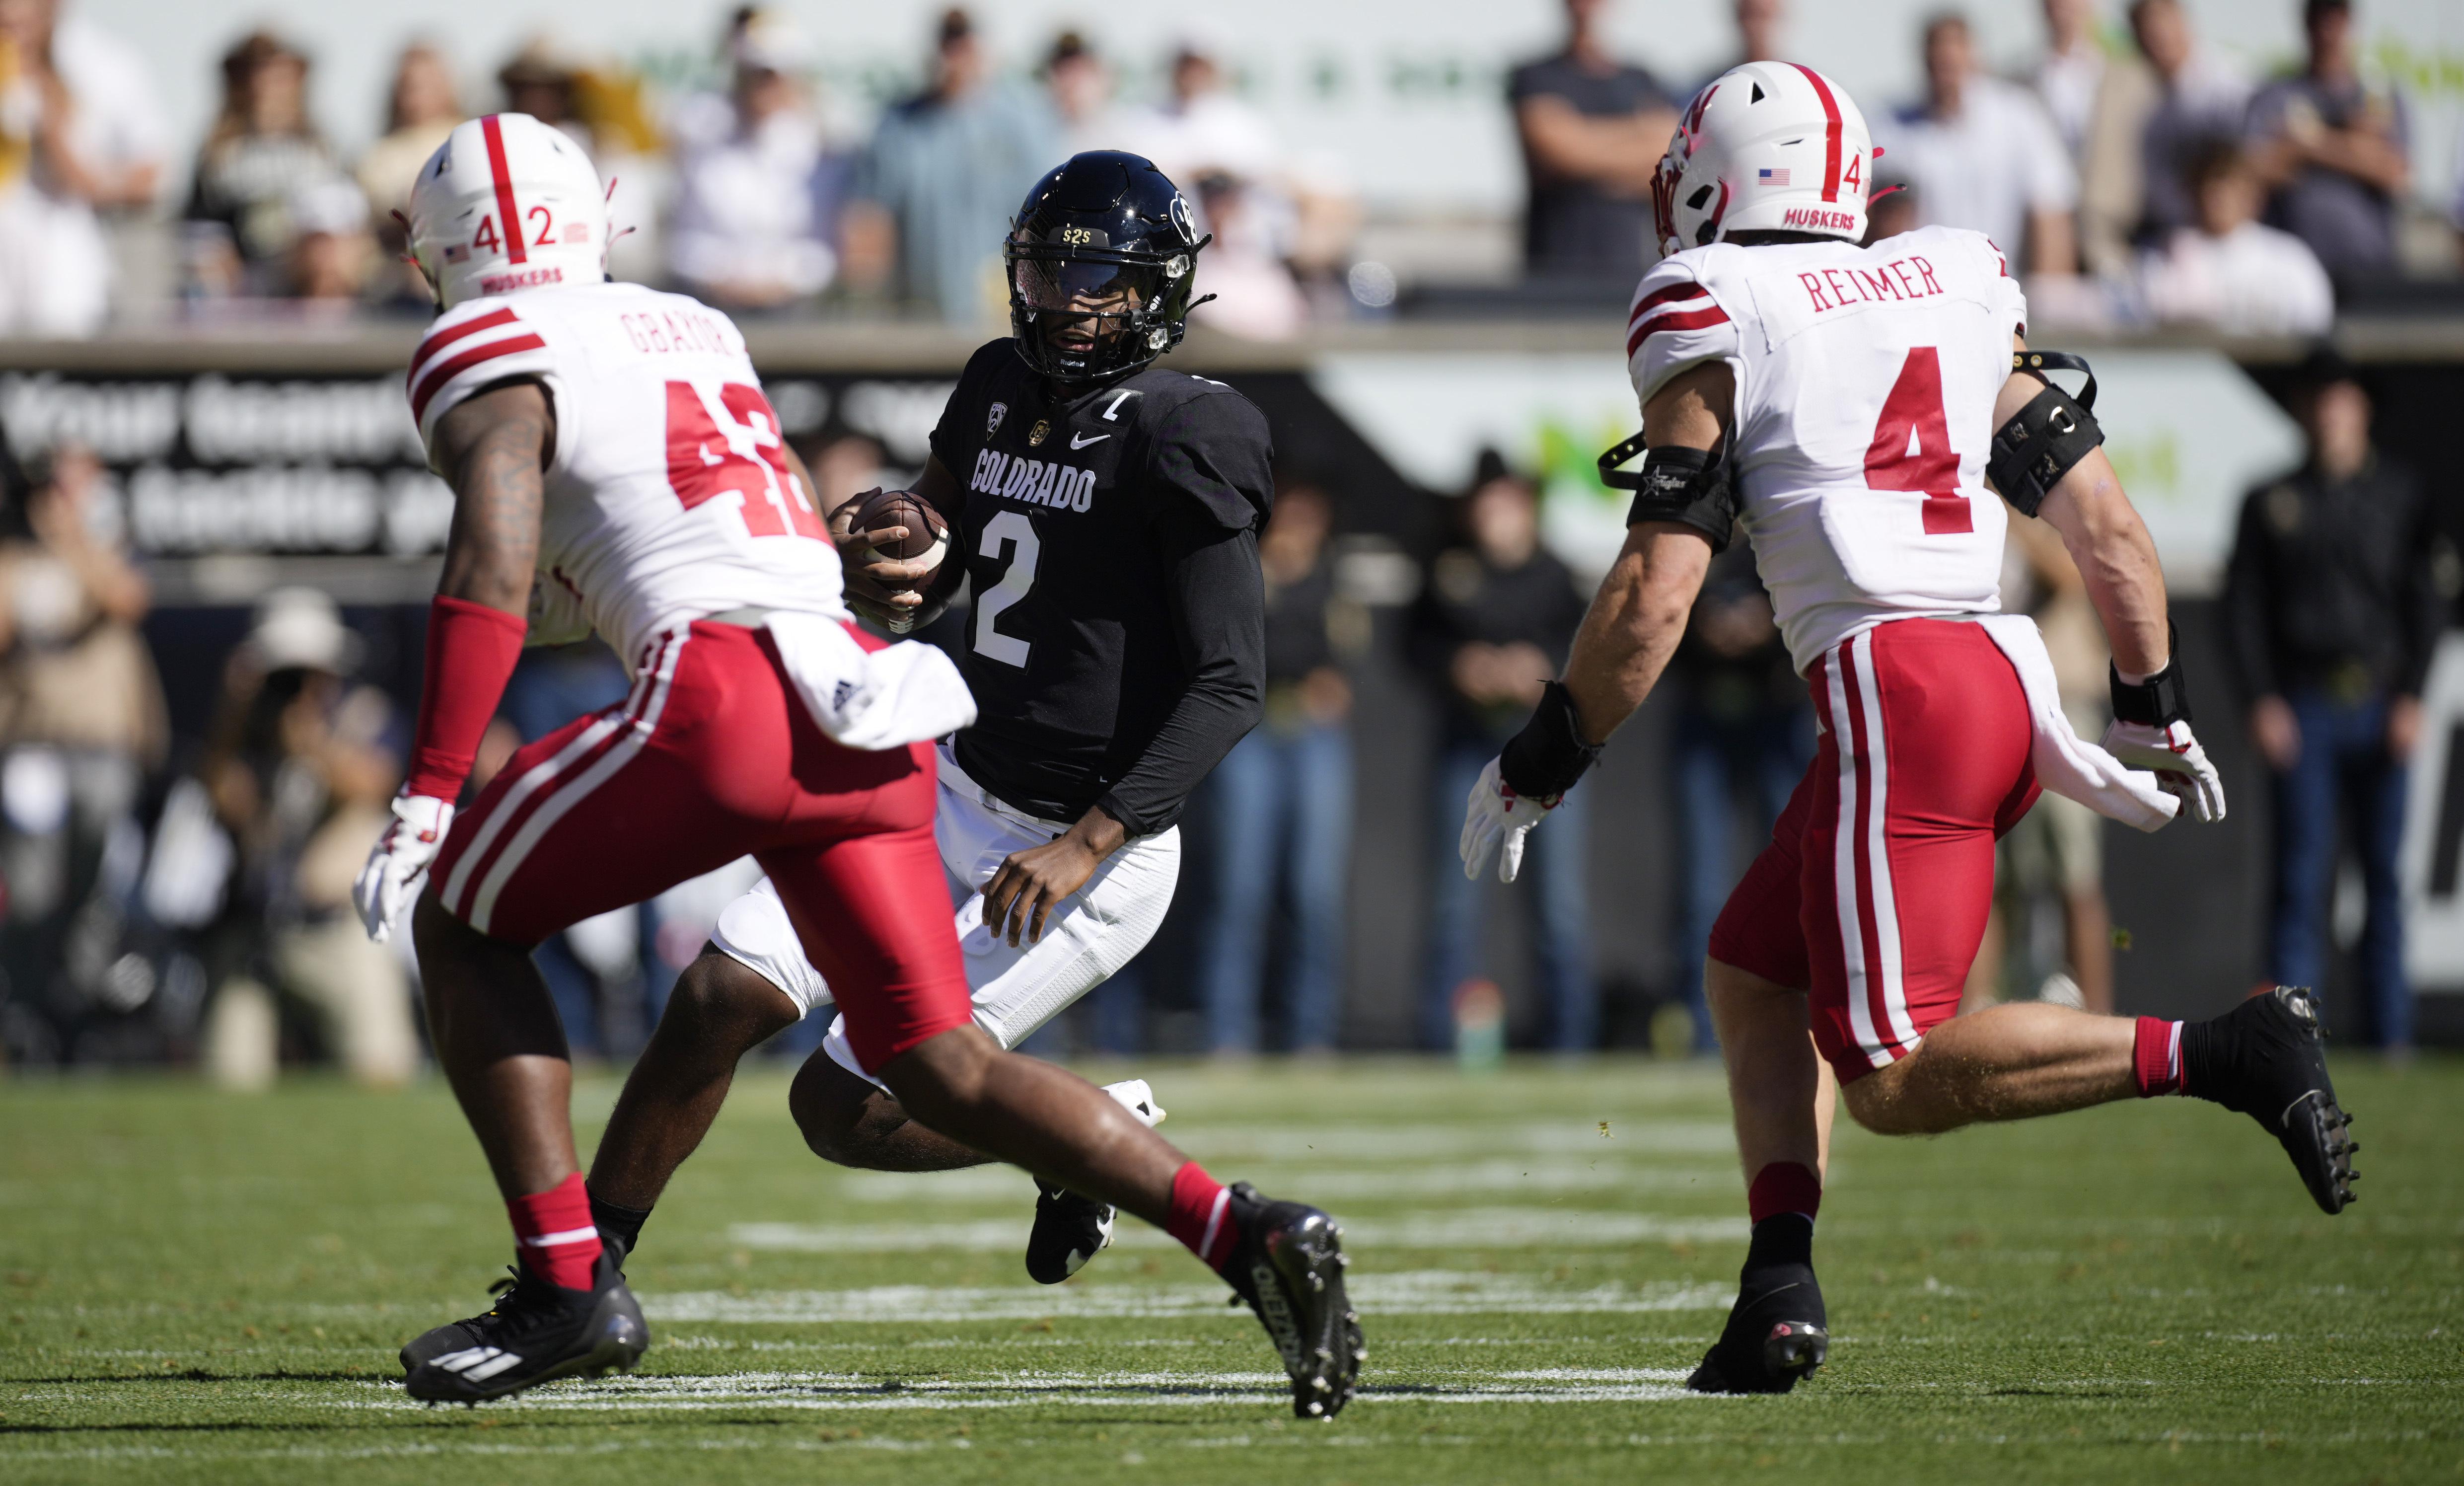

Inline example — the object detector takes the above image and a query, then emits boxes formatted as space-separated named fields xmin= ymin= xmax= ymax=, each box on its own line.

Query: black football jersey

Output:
xmin=927 ymin=339 xmax=1273 ymax=834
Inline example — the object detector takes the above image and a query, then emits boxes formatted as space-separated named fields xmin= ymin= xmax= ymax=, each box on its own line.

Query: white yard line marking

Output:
xmin=725 ymin=1210 xmax=1746 ymax=1256
xmin=324 ymin=1365 xmax=1715 ymax=1412
xmin=836 ymin=1160 xmax=1733 ymax=1205
xmin=642 ymin=1271 xmax=1735 ymax=1324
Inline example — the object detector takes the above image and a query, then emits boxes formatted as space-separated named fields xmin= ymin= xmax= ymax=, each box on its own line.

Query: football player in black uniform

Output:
xmin=407 ymin=152 xmax=1363 ymax=1419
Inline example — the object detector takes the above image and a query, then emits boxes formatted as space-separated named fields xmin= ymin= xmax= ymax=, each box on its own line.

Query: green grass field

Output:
xmin=1 ymin=1055 xmax=2457 ymax=1485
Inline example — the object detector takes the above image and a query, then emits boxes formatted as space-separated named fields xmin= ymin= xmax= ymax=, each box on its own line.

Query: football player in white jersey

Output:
xmin=1458 ymin=64 xmax=2356 ymax=1395
xmin=353 ymin=115 xmax=1357 ymax=1412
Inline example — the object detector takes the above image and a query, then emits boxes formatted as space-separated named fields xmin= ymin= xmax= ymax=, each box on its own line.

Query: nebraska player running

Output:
xmin=1458 ymin=64 xmax=2357 ymax=1395
xmin=354 ymin=115 xmax=1358 ymax=1412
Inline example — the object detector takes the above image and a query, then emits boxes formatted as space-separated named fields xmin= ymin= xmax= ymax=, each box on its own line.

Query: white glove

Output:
xmin=2100 ymin=718 xmax=2227 ymax=824
xmin=354 ymin=793 xmax=454 ymax=942
xmin=1458 ymin=755 xmax=1560 ymax=884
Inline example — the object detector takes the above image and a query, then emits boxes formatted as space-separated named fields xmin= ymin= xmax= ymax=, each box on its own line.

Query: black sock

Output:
xmin=589 ymin=1192 xmax=653 ymax=1255
xmin=1743 ymin=1212 xmax=1813 ymax=1274
xmin=2178 ymin=1017 xmax=2222 ymax=1105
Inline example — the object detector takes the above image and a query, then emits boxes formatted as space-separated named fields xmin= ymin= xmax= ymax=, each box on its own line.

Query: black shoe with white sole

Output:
xmin=400 ymin=1231 xmax=632 ymax=1376
xmin=1026 ymin=1181 xmax=1116 ymax=1284
xmin=402 ymin=1250 xmax=647 ymax=1403
xmin=1218 ymin=1183 xmax=1362 ymax=1420
xmin=2189 ymin=985 xmax=2359 ymax=1214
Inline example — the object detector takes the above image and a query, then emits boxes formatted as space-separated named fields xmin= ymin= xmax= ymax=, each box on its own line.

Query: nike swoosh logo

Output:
xmin=1070 ymin=433 xmax=1110 ymax=449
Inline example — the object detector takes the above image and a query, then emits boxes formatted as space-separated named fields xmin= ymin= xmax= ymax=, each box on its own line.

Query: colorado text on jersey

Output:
xmin=968 ymin=447 xmax=1098 ymax=513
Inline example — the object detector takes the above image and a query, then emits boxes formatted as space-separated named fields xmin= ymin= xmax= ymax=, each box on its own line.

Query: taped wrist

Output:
xmin=1987 ymin=353 xmax=2103 ymax=518
xmin=2109 ymin=626 xmax=2193 ymax=728
xmin=1499 ymin=681 xmax=1603 ymax=801
xmin=1624 ymin=445 xmax=1736 ymax=551
xmin=404 ymin=595 xmax=528 ymax=800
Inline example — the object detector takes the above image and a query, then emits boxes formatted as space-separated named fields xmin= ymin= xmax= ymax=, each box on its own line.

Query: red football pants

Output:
xmin=428 ymin=619 xmax=973 ymax=1069
xmin=1707 ymin=619 xmax=2039 ymax=1082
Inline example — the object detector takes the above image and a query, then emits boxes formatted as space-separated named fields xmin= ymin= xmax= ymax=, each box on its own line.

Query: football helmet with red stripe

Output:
xmin=1653 ymin=61 xmax=1873 ymax=258
xmin=408 ymin=112 xmax=610 ymax=308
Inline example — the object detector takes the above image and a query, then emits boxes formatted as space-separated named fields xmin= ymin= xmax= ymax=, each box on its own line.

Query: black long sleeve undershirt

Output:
xmin=1093 ymin=512 xmax=1265 ymax=837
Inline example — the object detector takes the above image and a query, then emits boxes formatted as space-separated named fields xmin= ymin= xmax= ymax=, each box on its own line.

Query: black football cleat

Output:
xmin=402 ymin=1250 xmax=647 ymax=1403
xmin=400 ymin=1231 xmax=632 ymax=1375
xmin=2192 ymin=985 xmax=2358 ymax=1214
xmin=1025 ymin=1181 xmax=1116 ymax=1284
xmin=1687 ymin=1263 xmax=1828 ymax=1395
xmin=1219 ymin=1183 xmax=1362 ymax=1420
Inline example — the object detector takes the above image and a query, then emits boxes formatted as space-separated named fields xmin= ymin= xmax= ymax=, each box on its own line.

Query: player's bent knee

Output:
xmin=787 ymin=1051 xmax=884 ymax=1164
xmin=664 ymin=951 xmax=800 ymax=1044
xmin=1839 ymin=1057 xmax=1954 ymax=1136
xmin=873 ymin=1025 xmax=999 ymax=1130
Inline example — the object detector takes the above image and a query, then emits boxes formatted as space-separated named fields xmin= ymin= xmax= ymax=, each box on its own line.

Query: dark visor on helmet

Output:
xmin=1013 ymin=255 xmax=1153 ymax=313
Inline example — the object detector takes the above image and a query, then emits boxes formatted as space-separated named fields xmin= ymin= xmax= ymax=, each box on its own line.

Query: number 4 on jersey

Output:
xmin=665 ymin=381 xmax=825 ymax=539
xmin=1863 ymin=347 xmax=1971 ymax=535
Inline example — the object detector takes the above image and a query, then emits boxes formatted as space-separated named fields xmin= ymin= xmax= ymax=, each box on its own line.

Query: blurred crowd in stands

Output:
xmin=0 ymin=0 xmax=2455 ymax=337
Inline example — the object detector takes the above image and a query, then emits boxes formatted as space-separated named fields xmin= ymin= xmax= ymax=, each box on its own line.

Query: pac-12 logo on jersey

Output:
xmin=987 ymin=401 xmax=1008 ymax=437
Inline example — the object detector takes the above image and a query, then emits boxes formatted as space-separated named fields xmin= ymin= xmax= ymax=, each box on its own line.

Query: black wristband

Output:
xmin=2109 ymin=624 xmax=2193 ymax=727
xmin=1499 ymin=681 xmax=1604 ymax=801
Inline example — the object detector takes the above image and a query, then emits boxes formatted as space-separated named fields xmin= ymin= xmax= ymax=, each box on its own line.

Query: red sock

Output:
xmin=507 ymin=1173 xmax=602 ymax=1290
xmin=1164 ymin=1161 xmax=1238 ymax=1272
xmin=1746 ymin=1161 xmax=1822 ymax=1226
xmin=2133 ymin=1016 xmax=2184 ymax=1097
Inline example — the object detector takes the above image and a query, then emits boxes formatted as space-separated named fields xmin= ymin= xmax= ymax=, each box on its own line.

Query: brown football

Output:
xmin=849 ymin=488 xmax=949 ymax=587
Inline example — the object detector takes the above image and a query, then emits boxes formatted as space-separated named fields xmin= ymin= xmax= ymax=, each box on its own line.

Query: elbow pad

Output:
xmin=1598 ymin=432 xmax=1736 ymax=552
xmin=1987 ymin=351 xmax=2103 ymax=518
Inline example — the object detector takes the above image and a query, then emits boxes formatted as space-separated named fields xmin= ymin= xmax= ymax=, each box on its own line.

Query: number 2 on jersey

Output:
xmin=1863 ymin=347 xmax=1971 ymax=535
xmin=972 ymin=510 xmax=1039 ymax=668
xmin=664 ymin=381 xmax=825 ymax=540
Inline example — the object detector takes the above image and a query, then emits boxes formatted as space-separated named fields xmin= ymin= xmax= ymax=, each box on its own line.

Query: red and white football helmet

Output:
xmin=407 ymin=113 xmax=609 ymax=308
xmin=1652 ymin=61 xmax=1875 ymax=258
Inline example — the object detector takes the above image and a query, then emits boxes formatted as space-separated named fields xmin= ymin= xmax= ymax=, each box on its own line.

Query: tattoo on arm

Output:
xmin=433 ymin=380 xmax=553 ymax=616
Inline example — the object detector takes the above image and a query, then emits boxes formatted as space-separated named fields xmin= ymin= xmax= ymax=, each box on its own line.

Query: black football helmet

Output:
xmin=1006 ymin=151 xmax=1212 ymax=383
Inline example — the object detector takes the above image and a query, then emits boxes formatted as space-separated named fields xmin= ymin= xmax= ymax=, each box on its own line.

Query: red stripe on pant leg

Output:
xmin=1839 ymin=637 xmax=1894 ymax=1064
xmin=443 ymin=637 xmax=672 ymax=919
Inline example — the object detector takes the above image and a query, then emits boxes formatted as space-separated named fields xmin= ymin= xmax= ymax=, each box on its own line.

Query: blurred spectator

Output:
xmin=194 ymin=590 xmax=415 ymax=1089
xmin=799 ymin=432 xmax=891 ymax=514
xmin=1508 ymin=0 xmax=1675 ymax=280
xmin=1665 ymin=540 xmax=1809 ymax=1054
xmin=182 ymin=31 xmax=333 ymax=298
xmin=0 ymin=445 xmax=163 ymax=1036
xmin=1722 ymin=0 xmax=1788 ymax=73
xmin=283 ymin=175 xmax=372 ymax=305
xmin=2080 ymin=0 xmax=2247 ymax=276
xmin=499 ymin=39 xmax=588 ymax=153
xmin=2245 ymin=0 xmax=2410 ymax=281
xmin=2030 ymin=0 xmax=2106 ymax=161
xmin=1879 ymin=13 xmax=2078 ymax=276
xmin=2139 ymin=139 xmax=2333 ymax=334
xmin=2225 ymin=351 xmax=2447 ymax=1051
xmin=1966 ymin=515 xmax=2114 ymax=1016
xmin=1197 ymin=482 xmax=1354 ymax=1055
xmin=841 ymin=9 xmax=1056 ymax=322
xmin=355 ymin=42 xmax=461 ymax=228
xmin=1127 ymin=28 xmax=1279 ymax=187
xmin=0 ymin=0 xmax=164 ymax=335
xmin=1411 ymin=453 xmax=1594 ymax=1052
xmin=1189 ymin=172 xmax=1306 ymax=340
xmin=1043 ymin=30 xmax=1127 ymax=160
xmin=667 ymin=9 xmax=838 ymax=312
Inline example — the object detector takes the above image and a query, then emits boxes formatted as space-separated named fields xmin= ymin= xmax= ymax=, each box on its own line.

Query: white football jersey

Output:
xmin=1626 ymin=225 xmax=2029 ymax=673
xmin=406 ymin=282 xmax=846 ymax=664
